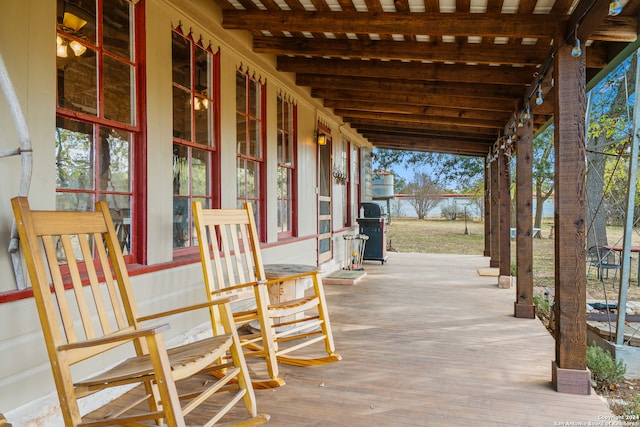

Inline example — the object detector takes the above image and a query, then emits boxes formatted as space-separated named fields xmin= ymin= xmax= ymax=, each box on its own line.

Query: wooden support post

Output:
xmin=484 ymin=161 xmax=491 ymax=257
xmin=515 ymin=106 xmax=536 ymax=318
xmin=551 ymin=37 xmax=590 ymax=395
xmin=489 ymin=158 xmax=500 ymax=268
xmin=498 ymin=147 xmax=511 ymax=288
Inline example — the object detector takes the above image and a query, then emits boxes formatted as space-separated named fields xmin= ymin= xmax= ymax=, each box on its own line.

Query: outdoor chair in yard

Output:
xmin=193 ymin=201 xmax=341 ymax=389
xmin=11 ymin=196 xmax=269 ymax=427
xmin=587 ymin=245 xmax=622 ymax=282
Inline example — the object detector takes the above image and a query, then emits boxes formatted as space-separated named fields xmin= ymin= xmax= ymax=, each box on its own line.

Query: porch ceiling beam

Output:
xmin=346 ymin=117 xmax=498 ymax=137
xmin=322 ymin=99 xmax=513 ymax=121
xmin=222 ymin=11 xmax=563 ymax=38
xmin=278 ymin=57 xmax=536 ymax=86
xmin=333 ymin=109 xmax=505 ymax=129
xmin=312 ymin=88 xmax=517 ymax=112
xmin=364 ymin=134 xmax=490 ymax=155
xmin=297 ymin=75 xmax=525 ymax=100
xmin=254 ymin=36 xmax=556 ymax=66
xmin=589 ymin=17 xmax=638 ymax=42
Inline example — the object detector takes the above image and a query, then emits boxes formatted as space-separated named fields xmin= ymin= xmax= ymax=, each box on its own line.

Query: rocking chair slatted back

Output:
xmin=193 ymin=201 xmax=341 ymax=390
xmin=18 ymin=203 xmax=138 ymax=362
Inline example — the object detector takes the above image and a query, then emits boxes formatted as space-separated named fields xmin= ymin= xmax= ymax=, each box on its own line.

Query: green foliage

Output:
xmin=621 ymin=393 xmax=640 ymax=420
xmin=440 ymin=203 xmax=463 ymax=221
xmin=587 ymin=344 xmax=626 ymax=391
xmin=532 ymin=294 xmax=550 ymax=317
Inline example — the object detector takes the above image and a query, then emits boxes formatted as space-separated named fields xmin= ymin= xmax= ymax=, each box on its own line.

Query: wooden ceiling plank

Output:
xmin=222 ymin=10 xmax=563 ymax=38
xmin=253 ymin=36 xmax=553 ymax=65
xmin=589 ymin=17 xmax=638 ymax=42
xmin=312 ymin=88 xmax=517 ymax=111
xmin=278 ymin=57 xmax=536 ymax=85
xmin=365 ymin=136 xmax=490 ymax=155
xmin=335 ymin=109 xmax=506 ymax=128
xmin=322 ymin=99 xmax=513 ymax=120
xmin=348 ymin=117 xmax=498 ymax=135
xmin=296 ymin=74 xmax=525 ymax=99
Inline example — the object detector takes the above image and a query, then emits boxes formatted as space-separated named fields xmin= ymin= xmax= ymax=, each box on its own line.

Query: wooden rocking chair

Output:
xmin=193 ymin=201 xmax=341 ymax=389
xmin=11 ymin=197 xmax=269 ymax=427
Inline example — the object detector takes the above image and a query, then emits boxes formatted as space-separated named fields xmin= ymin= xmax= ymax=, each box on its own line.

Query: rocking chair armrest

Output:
xmin=137 ymin=296 xmax=236 ymax=322
xmin=58 ymin=324 xmax=170 ymax=351
xmin=209 ymin=281 xmax=263 ymax=296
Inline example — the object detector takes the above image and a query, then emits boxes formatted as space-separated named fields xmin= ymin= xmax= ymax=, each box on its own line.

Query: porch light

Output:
xmin=571 ymin=38 xmax=582 ymax=57
xmin=535 ymin=86 xmax=544 ymax=106
xmin=609 ymin=0 xmax=622 ymax=15
xmin=316 ymin=131 xmax=327 ymax=145
xmin=523 ymin=103 xmax=531 ymax=120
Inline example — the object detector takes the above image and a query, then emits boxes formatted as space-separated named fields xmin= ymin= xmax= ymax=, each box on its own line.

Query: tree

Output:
xmin=585 ymin=53 xmax=635 ymax=248
xmin=532 ymin=126 xmax=554 ymax=231
xmin=404 ymin=172 xmax=442 ymax=219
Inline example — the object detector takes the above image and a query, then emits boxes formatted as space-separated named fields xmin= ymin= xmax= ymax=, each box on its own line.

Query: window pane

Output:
xmin=249 ymin=79 xmax=259 ymax=117
xmin=101 ymin=195 xmax=132 ymax=254
xmin=55 ymin=118 xmax=94 ymax=190
xmin=103 ymin=1 xmax=132 ymax=60
xmin=173 ymin=197 xmax=190 ymax=248
xmin=236 ymin=113 xmax=247 ymax=154
xmin=192 ymin=148 xmax=210 ymax=196
xmin=277 ymin=167 xmax=290 ymax=199
xmin=277 ymin=101 xmax=283 ymax=130
xmin=172 ymin=86 xmax=191 ymax=140
xmin=319 ymin=236 xmax=330 ymax=253
xmin=247 ymin=160 xmax=258 ymax=198
xmin=249 ymin=120 xmax=260 ymax=157
xmin=319 ymin=219 xmax=331 ymax=234
xmin=277 ymin=199 xmax=289 ymax=232
xmin=319 ymin=201 xmax=331 ymax=216
xmin=104 ymin=56 xmax=133 ymax=124
xmin=236 ymin=72 xmax=246 ymax=111
xmin=194 ymin=96 xmax=211 ymax=146
xmin=98 ymin=127 xmax=131 ymax=192
xmin=172 ymin=33 xmax=191 ymax=88
xmin=194 ymin=47 xmax=210 ymax=95
xmin=57 ymin=46 xmax=98 ymax=115
xmin=237 ymin=158 xmax=246 ymax=198
xmin=56 ymin=192 xmax=93 ymax=212
xmin=173 ymin=144 xmax=189 ymax=196
xmin=57 ymin=0 xmax=97 ymax=45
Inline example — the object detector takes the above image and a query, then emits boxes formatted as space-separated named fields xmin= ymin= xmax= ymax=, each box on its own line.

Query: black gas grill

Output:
xmin=357 ymin=203 xmax=387 ymax=264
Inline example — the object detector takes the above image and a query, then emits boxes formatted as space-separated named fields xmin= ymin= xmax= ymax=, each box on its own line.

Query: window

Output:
xmin=341 ymin=139 xmax=350 ymax=227
xmin=172 ymin=29 xmax=219 ymax=250
xmin=236 ymin=69 xmax=266 ymax=240
xmin=55 ymin=0 xmax=140 ymax=258
xmin=276 ymin=95 xmax=297 ymax=239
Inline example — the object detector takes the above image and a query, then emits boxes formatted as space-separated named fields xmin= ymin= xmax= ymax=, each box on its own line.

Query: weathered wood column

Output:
xmin=498 ymin=146 xmax=511 ymax=288
xmin=515 ymin=105 xmax=535 ymax=317
xmin=552 ymin=36 xmax=589 ymax=395
xmin=484 ymin=160 xmax=491 ymax=257
xmin=489 ymin=157 xmax=500 ymax=268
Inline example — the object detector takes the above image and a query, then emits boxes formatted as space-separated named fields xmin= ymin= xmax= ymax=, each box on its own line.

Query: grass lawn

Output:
xmin=385 ymin=217 xmax=640 ymax=301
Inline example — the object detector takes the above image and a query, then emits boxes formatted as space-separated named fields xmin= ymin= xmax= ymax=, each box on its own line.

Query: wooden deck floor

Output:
xmin=90 ymin=252 xmax=615 ymax=426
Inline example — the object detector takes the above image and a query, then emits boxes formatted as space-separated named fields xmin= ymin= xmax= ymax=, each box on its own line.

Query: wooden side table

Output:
xmin=264 ymin=264 xmax=317 ymax=324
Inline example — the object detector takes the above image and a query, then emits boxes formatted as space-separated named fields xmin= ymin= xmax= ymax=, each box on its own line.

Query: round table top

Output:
xmin=263 ymin=263 xmax=318 ymax=278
